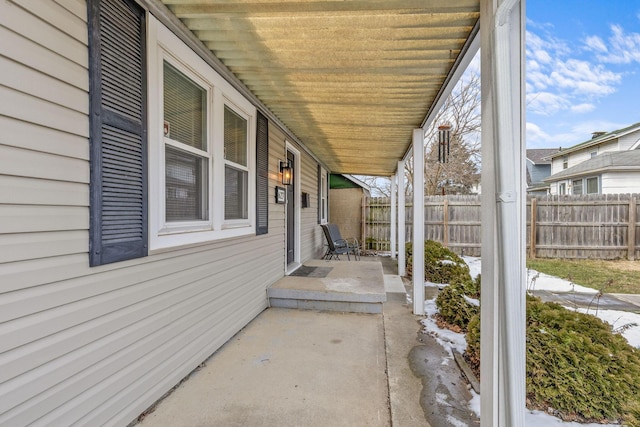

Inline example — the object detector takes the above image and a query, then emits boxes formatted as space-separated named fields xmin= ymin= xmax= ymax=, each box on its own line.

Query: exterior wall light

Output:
xmin=280 ymin=160 xmax=293 ymax=185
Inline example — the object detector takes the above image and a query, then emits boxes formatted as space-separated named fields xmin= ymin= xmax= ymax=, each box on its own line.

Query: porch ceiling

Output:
xmin=161 ymin=0 xmax=480 ymax=175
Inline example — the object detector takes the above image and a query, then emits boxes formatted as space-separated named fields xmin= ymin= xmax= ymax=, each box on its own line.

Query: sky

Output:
xmin=526 ymin=1 xmax=640 ymax=148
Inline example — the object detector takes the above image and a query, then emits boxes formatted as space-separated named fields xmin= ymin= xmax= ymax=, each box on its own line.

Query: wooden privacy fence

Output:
xmin=363 ymin=194 xmax=640 ymax=260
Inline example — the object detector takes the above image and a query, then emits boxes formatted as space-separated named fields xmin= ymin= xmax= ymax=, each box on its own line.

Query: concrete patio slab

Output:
xmin=137 ymin=308 xmax=390 ymax=427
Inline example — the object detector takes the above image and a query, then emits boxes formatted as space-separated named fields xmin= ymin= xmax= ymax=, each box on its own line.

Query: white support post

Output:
xmin=397 ymin=160 xmax=406 ymax=276
xmin=390 ymin=174 xmax=397 ymax=259
xmin=480 ymin=0 xmax=526 ymax=426
xmin=412 ymin=129 xmax=425 ymax=315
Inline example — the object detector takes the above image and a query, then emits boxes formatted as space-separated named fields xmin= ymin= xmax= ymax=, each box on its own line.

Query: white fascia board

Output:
xmin=402 ymin=20 xmax=481 ymax=162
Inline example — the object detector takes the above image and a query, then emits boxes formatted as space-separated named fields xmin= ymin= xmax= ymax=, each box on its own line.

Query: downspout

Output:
xmin=482 ymin=0 xmax=526 ymax=425
xmin=412 ymin=129 xmax=426 ymax=315
xmin=390 ymin=174 xmax=397 ymax=259
xmin=397 ymin=160 xmax=406 ymax=277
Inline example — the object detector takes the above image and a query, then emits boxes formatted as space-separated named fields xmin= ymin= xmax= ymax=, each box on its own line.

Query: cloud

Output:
xmin=526 ymin=91 xmax=570 ymax=115
xmin=584 ymin=35 xmax=607 ymax=53
xmin=526 ymin=24 xmax=623 ymax=117
xmin=570 ymin=103 xmax=595 ymax=113
xmin=593 ymin=25 xmax=640 ymax=64
xmin=526 ymin=122 xmax=576 ymax=148
xmin=526 ymin=119 xmax=629 ymax=148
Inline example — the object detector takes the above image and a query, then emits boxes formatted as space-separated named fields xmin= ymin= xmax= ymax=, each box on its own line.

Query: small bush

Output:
xmin=465 ymin=314 xmax=481 ymax=373
xmin=406 ymin=240 xmax=471 ymax=285
xmin=464 ymin=295 xmax=640 ymax=424
xmin=406 ymin=240 xmax=480 ymax=331
xmin=436 ymin=284 xmax=479 ymax=331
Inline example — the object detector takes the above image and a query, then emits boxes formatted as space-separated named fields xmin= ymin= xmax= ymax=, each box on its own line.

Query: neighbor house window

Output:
xmin=562 ymin=156 xmax=568 ymax=169
xmin=572 ymin=179 xmax=583 ymax=195
xmin=586 ymin=176 xmax=599 ymax=194
xmin=590 ymin=151 xmax=598 ymax=159
xmin=559 ymin=183 xmax=566 ymax=195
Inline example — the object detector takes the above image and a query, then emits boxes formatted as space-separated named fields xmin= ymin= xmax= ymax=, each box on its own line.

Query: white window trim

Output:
xmin=320 ymin=167 xmax=328 ymax=224
xmin=285 ymin=141 xmax=302 ymax=271
xmin=148 ymin=17 xmax=256 ymax=251
xmin=585 ymin=176 xmax=600 ymax=194
xmin=220 ymin=99 xmax=254 ymax=228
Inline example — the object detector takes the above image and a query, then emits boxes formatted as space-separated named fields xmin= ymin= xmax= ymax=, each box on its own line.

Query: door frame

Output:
xmin=285 ymin=141 xmax=301 ymax=273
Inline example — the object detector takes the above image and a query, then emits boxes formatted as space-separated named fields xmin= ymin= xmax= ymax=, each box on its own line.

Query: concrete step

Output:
xmin=267 ymin=259 xmax=387 ymax=314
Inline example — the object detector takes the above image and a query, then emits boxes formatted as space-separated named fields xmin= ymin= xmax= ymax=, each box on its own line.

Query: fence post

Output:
xmin=362 ymin=196 xmax=367 ymax=251
xmin=443 ymin=198 xmax=449 ymax=248
xmin=529 ymin=197 xmax=537 ymax=259
xmin=629 ymin=197 xmax=637 ymax=261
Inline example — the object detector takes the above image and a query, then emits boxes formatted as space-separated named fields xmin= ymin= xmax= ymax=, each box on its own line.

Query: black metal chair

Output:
xmin=321 ymin=223 xmax=360 ymax=261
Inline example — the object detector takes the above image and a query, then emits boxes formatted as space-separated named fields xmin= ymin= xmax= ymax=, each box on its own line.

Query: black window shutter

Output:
xmin=325 ymin=172 xmax=330 ymax=222
xmin=256 ymin=111 xmax=269 ymax=235
xmin=88 ymin=0 xmax=148 ymax=266
xmin=317 ymin=164 xmax=322 ymax=224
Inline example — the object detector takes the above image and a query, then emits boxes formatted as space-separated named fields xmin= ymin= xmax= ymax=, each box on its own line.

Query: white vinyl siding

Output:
xmin=618 ymin=129 xmax=640 ymax=151
xmin=600 ymin=172 xmax=640 ymax=194
xmin=0 ymin=2 xmax=320 ymax=427
xmin=299 ymin=151 xmax=326 ymax=261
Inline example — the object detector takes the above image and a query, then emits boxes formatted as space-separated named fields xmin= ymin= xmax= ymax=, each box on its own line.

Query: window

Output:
xmin=586 ymin=177 xmax=599 ymax=194
xmin=572 ymin=179 xmax=583 ymax=195
xmin=90 ymin=5 xmax=266 ymax=260
xmin=318 ymin=166 xmax=328 ymax=224
xmin=163 ymin=61 xmax=209 ymax=222
xmin=149 ymin=17 xmax=257 ymax=250
xmin=590 ymin=151 xmax=598 ymax=159
xmin=559 ymin=183 xmax=566 ymax=195
xmin=224 ymin=106 xmax=249 ymax=220
xmin=562 ymin=156 xmax=568 ymax=169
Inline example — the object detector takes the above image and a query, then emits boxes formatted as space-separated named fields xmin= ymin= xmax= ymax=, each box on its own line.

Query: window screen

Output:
xmin=163 ymin=61 xmax=209 ymax=222
xmin=163 ymin=61 xmax=206 ymax=150
xmin=225 ymin=165 xmax=248 ymax=220
xmin=165 ymin=146 xmax=208 ymax=221
xmin=224 ymin=106 xmax=247 ymax=166
xmin=586 ymin=177 xmax=599 ymax=194
xmin=224 ymin=105 xmax=249 ymax=220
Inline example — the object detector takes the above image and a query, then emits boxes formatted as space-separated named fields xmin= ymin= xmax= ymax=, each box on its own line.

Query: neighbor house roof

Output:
xmin=527 ymin=148 xmax=557 ymax=165
xmin=548 ymin=121 xmax=640 ymax=160
xmin=545 ymin=149 xmax=640 ymax=182
xmin=159 ymin=0 xmax=480 ymax=176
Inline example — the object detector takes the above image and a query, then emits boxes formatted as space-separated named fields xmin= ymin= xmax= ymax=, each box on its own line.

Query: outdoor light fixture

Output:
xmin=280 ymin=160 xmax=293 ymax=185
xmin=438 ymin=124 xmax=452 ymax=163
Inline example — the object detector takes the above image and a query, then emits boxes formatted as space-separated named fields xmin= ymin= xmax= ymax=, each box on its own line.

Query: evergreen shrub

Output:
xmin=464 ymin=295 xmax=640 ymax=425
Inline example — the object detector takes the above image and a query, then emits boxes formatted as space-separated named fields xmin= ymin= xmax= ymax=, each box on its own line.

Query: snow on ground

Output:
xmin=468 ymin=391 xmax=619 ymax=427
xmin=527 ymin=270 xmax=598 ymax=294
xmin=421 ymin=256 xmax=640 ymax=426
xmin=422 ymin=298 xmax=467 ymax=355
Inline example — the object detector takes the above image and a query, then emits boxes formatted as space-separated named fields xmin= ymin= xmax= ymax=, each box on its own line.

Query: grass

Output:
xmin=526 ymin=258 xmax=640 ymax=294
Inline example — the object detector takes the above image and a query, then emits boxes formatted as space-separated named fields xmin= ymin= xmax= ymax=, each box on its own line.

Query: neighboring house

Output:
xmin=329 ymin=174 xmax=371 ymax=245
xmin=546 ymin=122 xmax=640 ymax=195
xmin=526 ymin=148 xmax=558 ymax=195
xmin=545 ymin=150 xmax=640 ymax=195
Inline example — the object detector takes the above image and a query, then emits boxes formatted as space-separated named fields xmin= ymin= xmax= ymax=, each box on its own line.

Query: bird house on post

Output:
xmin=438 ymin=124 xmax=451 ymax=163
